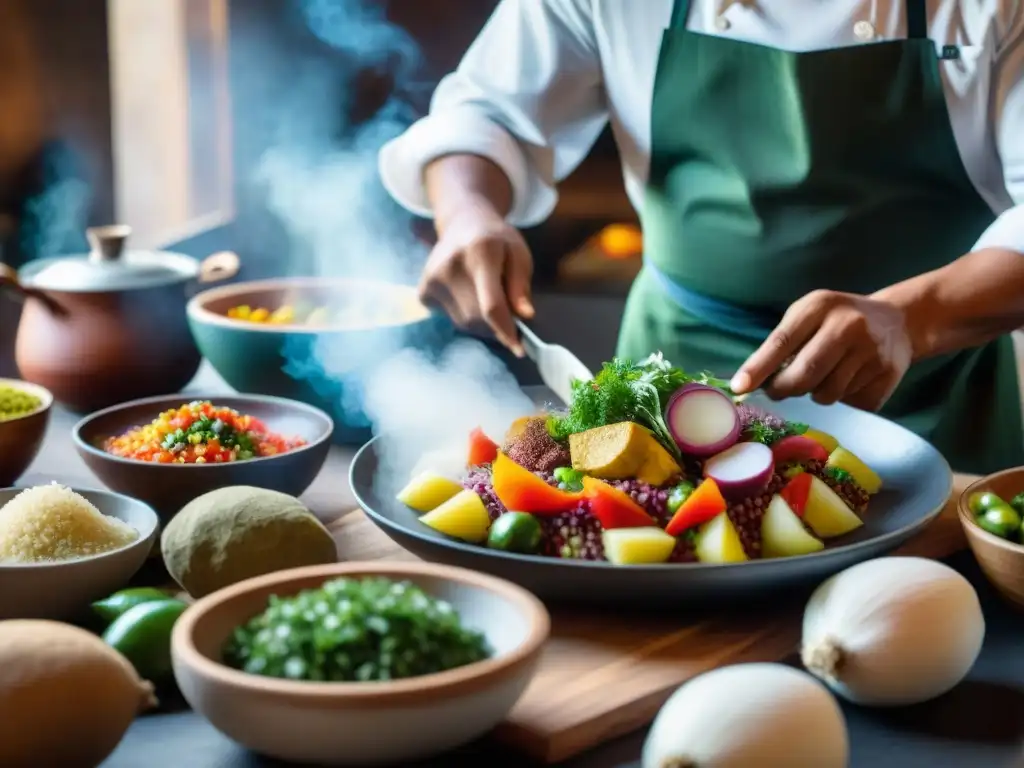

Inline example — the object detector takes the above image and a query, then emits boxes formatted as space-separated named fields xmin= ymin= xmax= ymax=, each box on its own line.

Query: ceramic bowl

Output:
xmin=72 ymin=393 xmax=333 ymax=522
xmin=958 ymin=467 xmax=1024 ymax=610
xmin=0 ymin=378 xmax=53 ymax=486
xmin=186 ymin=277 xmax=455 ymax=444
xmin=171 ymin=561 xmax=549 ymax=766
xmin=0 ymin=486 xmax=159 ymax=620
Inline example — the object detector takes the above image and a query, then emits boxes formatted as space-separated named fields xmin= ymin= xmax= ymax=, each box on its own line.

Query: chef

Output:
xmin=378 ymin=0 xmax=1024 ymax=474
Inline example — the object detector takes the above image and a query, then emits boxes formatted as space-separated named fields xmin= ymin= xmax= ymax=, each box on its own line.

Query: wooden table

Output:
xmin=22 ymin=363 xmax=1024 ymax=767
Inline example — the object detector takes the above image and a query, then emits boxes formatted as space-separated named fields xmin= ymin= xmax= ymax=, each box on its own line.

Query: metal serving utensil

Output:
xmin=515 ymin=320 xmax=593 ymax=406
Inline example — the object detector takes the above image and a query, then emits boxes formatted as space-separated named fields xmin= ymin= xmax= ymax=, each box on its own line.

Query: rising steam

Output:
xmin=254 ymin=0 xmax=533 ymax=480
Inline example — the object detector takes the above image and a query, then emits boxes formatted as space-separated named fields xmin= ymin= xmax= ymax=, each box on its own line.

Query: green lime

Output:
xmin=968 ymin=491 xmax=1006 ymax=516
xmin=92 ymin=587 xmax=171 ymax=625
xmin=976 ymin=503 xmax=1022 ymax=540
xmin=487 ymin=512 xmax=543 ymax=554
xmin=102 ymin=598 xmax=188 ymax=682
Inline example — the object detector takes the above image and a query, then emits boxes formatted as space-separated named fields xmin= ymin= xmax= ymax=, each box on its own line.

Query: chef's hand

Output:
xmin=419 ymin=199 xmax=534 ymax=356
xmin=729 ymin=290 xmax=914 ymax=411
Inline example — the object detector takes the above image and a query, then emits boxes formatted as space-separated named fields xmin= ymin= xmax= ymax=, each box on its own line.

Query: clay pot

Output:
xmin=0 ymin=225 xmax=240 ymax=412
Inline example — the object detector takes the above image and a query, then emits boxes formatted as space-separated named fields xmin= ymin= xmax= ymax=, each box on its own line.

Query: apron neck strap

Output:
xmin=668 ymin=0 xmax=928 ymax=38
xmin=905 ymin=0 xmax=928 ymax=39
xmin=669 ymin=0 xmax=692 ymax=29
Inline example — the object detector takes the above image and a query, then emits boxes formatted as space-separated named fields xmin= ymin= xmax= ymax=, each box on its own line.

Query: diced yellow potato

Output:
xmin=804 ymin=476 xmax=864 ymax=538
xmin=694 ymin=513 xmax=748 ymax=564
xmin=602 ymin=527 xmax=676 ymax=565
xmin=761 ymin=495 xmax=825 ymax=559
xmin=826 ymin=447 xmax=882 ymax=494
xmin=803 ymin=428 xmax=839 ymax=453
xmin=396 ymin=471 xmax=464 ymax=512
xmin=269 ymin=305 xmax=296 ymax=324
xmin=420 ymin=490 xmax=492 ymax=543
xmin=249 ymin=307 xmax=270 ymax=322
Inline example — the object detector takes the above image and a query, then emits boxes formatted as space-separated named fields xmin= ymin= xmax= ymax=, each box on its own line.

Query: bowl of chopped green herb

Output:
xmin=170 ymin=561 xmax=549 ymax=766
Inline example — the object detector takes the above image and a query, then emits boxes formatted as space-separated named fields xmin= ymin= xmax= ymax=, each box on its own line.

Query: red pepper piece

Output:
xmin=665 ymin=478 xmax=727 ymax=535
xmin=467 ymin=427 xmax=500 ymax=467
xmin=770 ymin=435 xmax=829 ymax=465
xmin=492 ymin=453 xmax=581 ymax=514
xmin=582 ymin=477 xmax=655 ymax=529
xmin=779 ymin=472 xmax=812 ymax=517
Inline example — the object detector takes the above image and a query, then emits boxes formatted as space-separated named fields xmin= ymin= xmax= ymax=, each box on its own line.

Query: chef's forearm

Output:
xmin=875 ymin=247 xmax=1024 ymax=360
xmin=424 ymin=154 xmax=515 ymax=234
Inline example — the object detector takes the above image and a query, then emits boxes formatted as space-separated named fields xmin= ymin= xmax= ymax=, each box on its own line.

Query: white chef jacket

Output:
xmin=379 ymin=0 xmax=1024 ymax=255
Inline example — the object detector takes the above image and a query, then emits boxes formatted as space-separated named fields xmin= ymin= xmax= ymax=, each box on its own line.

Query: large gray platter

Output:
xmin=349 ymin=388 xmax=953 ymax=607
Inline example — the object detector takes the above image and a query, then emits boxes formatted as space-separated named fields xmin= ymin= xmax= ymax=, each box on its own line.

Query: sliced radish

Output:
xmin=703 ymin=441 xmax=775 ymax=501
xmin=770 ymin=435 xmax=829 ymax=465
xmin=665 ymin=383 xmax=740 ymax=457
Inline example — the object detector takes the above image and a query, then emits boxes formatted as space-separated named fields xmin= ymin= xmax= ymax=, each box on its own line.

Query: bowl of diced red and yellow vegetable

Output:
xmin=350 ymin=354 xmax=953 ymax=605
xmin=186 ymin=278 xmax=454 ymax=444
xmin=72 ymin=394 xmax=333 ymax=522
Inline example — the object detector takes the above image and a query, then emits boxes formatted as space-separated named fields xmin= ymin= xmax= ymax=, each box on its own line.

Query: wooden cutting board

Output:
xmin=329 ymin=473 xmax=977 ymax=764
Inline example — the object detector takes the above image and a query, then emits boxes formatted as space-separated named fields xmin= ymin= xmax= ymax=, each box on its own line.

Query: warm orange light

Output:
xmin=597 ymin=224 xmax=643 ymax=259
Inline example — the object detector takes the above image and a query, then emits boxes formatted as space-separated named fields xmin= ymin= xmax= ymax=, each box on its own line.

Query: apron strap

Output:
xmin=670 ymin=0 xmax=692 ymax=30
xmin=906 ymin=0 xmax=928 ymax=39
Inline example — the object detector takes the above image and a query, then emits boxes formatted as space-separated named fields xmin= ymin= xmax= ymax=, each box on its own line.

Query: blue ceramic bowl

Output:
xmin=186 ymin=278 xmax=454 ymax=443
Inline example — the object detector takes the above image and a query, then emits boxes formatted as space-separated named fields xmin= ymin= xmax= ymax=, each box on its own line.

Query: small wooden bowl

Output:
xmin=958 ymin=467 xmax=1024 ymax=609
xmin=171 ymin=561 xmax=550 ymax=766
xmin=0 ymin=378 xmax=53 ymax=487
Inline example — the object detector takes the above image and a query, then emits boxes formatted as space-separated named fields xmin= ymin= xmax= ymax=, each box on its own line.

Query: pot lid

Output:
xmin=18 ymin=225 xmax=201 ymax=292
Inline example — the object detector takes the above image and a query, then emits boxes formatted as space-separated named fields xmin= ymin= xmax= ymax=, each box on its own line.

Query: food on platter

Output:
xmin=0 ymin=383 xmax=42 ymax=421
xmin=102 ymin=400 xmax=306 ymax=464
xmin=161 ymin=486 xmax=337 ymax=598
xmin=801 ymin=557 xmax=984 ymax=705
xmin=0 ymin=483 xmax=139 ymax=563
xmin=223 ymin=577 xmax=491 ymax=682
xmin=396 ymin=353 xmax=880 ymax=566
xmin=396 ymin=471 xmax=465 ymax=512
xmin=0 ymin=620 xmax=156 ymax=767
xmin=965 ymin=489 xmax=1024 ymax=542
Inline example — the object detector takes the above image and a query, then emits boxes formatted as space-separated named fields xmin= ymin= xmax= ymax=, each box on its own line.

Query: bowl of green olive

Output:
xmin=958 ymin=467 xmax=1024 ymax=610
xmin=170 ymin=560 xmax=549 ymax=766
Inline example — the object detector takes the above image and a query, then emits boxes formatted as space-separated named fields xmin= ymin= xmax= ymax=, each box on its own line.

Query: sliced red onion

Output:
xmin=703 ymin=441 xmax=775 ymax=501
xmin=665 ymin=383 xmax=741 ymax=457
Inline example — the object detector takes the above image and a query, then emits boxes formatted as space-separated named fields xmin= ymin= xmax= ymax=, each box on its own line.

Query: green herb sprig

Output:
xmin=743 ymin=420 xmax=808 ymax=446
xmin=546 ymin=353 xmax=732 ymax=459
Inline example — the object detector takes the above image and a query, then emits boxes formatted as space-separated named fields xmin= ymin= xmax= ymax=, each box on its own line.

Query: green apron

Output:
xmin=618 ymin=0 xmax=1024 ymax=474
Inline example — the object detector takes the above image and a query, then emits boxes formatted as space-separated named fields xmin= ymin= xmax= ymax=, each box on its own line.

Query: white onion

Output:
xmin=801 ymin=557 xmax=985 ymax=706
xmin=642 ymin=663 xmax=848 ymax=768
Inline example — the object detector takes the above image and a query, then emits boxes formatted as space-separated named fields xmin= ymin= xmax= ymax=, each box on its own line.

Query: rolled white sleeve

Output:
xmin=378 ymin=0 xmax=607 ymax=228
xmin=973 ymin=2 xmax=1024 ymax=254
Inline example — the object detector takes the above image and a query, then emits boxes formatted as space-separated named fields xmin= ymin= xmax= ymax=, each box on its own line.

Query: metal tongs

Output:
xmin=515 ymin=320 xmax=594 ymax=406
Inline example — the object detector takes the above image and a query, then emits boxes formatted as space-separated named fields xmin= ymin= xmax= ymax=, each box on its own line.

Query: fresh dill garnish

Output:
xmin=546 ymin=353 xmax=732 ymax=459
xmin=743 ymin=420 xmax=808 ymax=446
